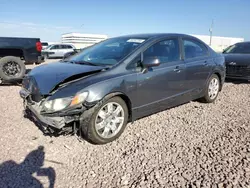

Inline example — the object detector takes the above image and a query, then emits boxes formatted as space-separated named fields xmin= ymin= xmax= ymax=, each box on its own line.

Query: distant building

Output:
xmin=191 ymin=34 xmax=244 ymax=52
xmin=61 ymin=33 xmax=108 ymax=49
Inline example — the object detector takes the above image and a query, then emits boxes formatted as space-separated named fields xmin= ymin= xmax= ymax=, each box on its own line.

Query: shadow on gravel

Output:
xmin=0 ymin=82 xmax=22 ymax=86
xmin=0 ymin=146 xmax=56 ymax=188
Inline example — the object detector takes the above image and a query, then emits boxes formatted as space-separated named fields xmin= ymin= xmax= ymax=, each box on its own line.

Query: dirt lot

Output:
xmin=0 ymin=60 xmax=249 ymax=188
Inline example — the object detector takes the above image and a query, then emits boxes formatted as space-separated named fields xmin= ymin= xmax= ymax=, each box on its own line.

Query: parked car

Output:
xmin=62 ymin=47 xmax=92 ymax=60
xmin=42 ymin=44 xmax=75 ymax=59
xmin=41 ymin=42 xmax=49 ymax=50
xmin=63 ymin=49 xmax=81 ymax=60
xmin=0 ymin=37 xmax=42 ymax=83
xmin=222 ymin=42 xmax=250 ymax=80
xmin=20 ymin=33 xmax=225 ymax=144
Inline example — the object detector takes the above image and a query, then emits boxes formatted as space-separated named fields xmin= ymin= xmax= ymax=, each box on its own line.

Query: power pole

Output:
xmin=209 ymin=20 xmax=214 ymax=46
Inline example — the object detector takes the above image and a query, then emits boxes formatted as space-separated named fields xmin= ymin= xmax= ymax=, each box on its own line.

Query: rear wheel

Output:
xmin=200 ymin=74 xmax=220 ymax=103
xmin=0 ymin=56 xmax=26 ymax=82
xmin=43 ymin=53 xmax=49 ymax=60
xmin=81 ymin=97 xmax=128 ymax=144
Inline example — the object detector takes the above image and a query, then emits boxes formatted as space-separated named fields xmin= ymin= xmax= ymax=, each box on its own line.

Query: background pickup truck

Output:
xmin=0 ymin=37 xmax=42 ymax=83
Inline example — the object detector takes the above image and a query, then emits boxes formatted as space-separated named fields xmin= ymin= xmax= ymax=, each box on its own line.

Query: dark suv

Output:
xmin=20 ymin=33 xmax=225 ymax=144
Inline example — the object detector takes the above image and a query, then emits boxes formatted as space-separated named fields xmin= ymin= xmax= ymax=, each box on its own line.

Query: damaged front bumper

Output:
xmin=24 ymin=102 xmax=82 ymax=135
xmin=20 ymin=89 xmax=87 ymax=135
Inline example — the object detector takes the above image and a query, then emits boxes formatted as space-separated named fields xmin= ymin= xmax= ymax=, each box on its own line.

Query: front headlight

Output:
xmin=43 ymin=91 xmax=88 ymax=112
xmin=43 ymin=97 xmax=72 ymax=111
xmin=70 ymin=92 xmax=88 ymax=106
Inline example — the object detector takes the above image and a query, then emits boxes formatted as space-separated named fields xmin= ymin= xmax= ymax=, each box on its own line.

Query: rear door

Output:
xmin=182 ymin=38 xmax=212 ymax=96
xmin=57 ymin=45 xmax=67 ymax=57
xmin=59 ymin=45 xmax=73 ymax=57
xmin=66 ymin=45 xmax=74 ymax=52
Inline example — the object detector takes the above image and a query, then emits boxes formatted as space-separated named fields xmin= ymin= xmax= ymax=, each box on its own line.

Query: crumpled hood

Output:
xmin=27 ymin=62 xmax=104 ymax=94
xmin=223 ymin=54 xmax=250 ymax=65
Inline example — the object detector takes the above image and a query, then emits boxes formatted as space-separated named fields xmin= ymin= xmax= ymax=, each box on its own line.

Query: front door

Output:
xmin=49 ymin=45 xmax=60 ymax=58
xmin=135 ymin=38 xmax=187 ymax=117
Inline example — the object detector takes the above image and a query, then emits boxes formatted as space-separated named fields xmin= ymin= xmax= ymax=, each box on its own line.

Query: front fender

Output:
xmin=85 ymin=75 xmax=136 ymax=105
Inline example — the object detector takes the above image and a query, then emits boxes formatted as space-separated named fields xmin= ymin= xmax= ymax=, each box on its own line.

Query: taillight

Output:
xmin=36 ymin=42 xmax=42 ymax=52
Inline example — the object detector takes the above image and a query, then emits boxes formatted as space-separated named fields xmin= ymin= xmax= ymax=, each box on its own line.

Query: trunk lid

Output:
xmin=223 ymin=54 xmax=250 ymax=65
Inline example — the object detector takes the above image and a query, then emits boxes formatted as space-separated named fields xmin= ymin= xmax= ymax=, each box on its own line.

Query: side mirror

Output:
xmin=141 ymin=57 xmax=160 ymax=73
xmin=142 ymin=57 xmax=160 ymax=68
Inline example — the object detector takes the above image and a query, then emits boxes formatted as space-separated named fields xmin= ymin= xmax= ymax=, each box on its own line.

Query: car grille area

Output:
xmin=22 ymin=76 xmax=43 ymax=102
xmin=226 ymin=65 xmax=250 ymax=77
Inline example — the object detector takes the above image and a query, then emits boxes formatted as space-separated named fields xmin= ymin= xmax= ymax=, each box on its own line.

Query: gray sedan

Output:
xmin=42 ymin=44 xmax=75 ymax=58
xmin=20 ymin=33 xmax=225 ymax=144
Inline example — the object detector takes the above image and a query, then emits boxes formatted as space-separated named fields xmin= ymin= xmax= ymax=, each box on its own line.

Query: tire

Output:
xmin=0 ymin=56 xmax=26 ymax=82
xmin=200 ymin=74 xmax=220 ymax=103
xmin=82 ymin=96 xmax=129 ymax=144
xmin=43 ymin=53 xmax=49 ymax=61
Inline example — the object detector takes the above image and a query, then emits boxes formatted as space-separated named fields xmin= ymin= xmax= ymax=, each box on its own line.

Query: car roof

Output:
xmin=113 ymin=33 xmax=195 ymax=39
xmin=235 ymin=41 xmax=250 ymax=45
xmin=50 ymin=43 xmax=73 ymax=46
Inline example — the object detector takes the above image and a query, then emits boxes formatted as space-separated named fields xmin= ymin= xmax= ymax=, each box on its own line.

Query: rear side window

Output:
xmin=62 ymin=45 xmax=73 ymax=49
xmin=61 ymin=45 xmax=68 ymax=49
xmin=183 ymin=39 xmax=208 ymax=59
xmin=143 ymin=38 xmax=180 ymax=64
xmin=223 ymin=43 xmax=250 ymax=54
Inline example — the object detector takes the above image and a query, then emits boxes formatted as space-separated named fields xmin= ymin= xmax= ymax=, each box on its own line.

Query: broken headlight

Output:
xmin=43 ymin=92 xmax=88 ymax=112
xmin=43 ymin=97 xmax=72 ymax=112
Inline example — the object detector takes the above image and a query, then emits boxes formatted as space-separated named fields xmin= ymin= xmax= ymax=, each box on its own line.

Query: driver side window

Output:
xmin=126 ymin=54 xmax=142 ymax=71
xmin=143 ymin=38 xmax=180 ymax=64
xmin=50 ymin=45 xmax=59 ymax=50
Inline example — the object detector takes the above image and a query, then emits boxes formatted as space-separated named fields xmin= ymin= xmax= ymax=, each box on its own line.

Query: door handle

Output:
xmin=203 ymin=61 xmax=209 ymax=66
xmin=173 ymin=66 xmax=181 ymax=73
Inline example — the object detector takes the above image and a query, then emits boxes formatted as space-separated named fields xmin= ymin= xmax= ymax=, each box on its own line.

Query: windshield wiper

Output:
xmin=63 ymin=60 xmax=99 ymax=66
xmin=76 ymin=61 xmax=100 ymax=66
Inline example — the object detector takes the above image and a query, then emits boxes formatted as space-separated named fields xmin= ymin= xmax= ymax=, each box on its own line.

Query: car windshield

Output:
xmin=44 ymin=44 xmax=53 ymax=49
xmin=223 ymin=43 xmax=250 ymax=54
xmin=68 ymin=37 xmax=147 ymax=66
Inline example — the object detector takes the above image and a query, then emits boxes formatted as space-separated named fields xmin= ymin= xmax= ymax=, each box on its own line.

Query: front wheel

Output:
xmin=81 ymin=97 xmax=128 ymax=144
xmin=200 ymin=74 xmax=220 ymax=103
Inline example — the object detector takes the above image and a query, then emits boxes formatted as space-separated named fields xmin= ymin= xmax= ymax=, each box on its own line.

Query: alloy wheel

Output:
xmin=95 ymin=102 xmax=125 ymax=139
xmin=3 ymin=61 xmax=21 ymax=77
xmin=208 ymin=77 xmax=219 ymax=100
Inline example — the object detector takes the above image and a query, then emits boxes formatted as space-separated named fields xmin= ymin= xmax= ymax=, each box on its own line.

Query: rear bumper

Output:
xmin=25 ymin=55 xmax=43 ymax=64
xmin=38 ymin=55 xmax=43 ymax=63
xmin=226 ymin=64 xmax=250 ymax=80
xmin=226 ymin=75 xmax=250 ymax=80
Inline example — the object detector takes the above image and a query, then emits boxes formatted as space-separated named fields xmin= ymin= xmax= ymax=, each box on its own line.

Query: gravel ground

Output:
xmin=0 ymin=60 xmax=249 ymax=188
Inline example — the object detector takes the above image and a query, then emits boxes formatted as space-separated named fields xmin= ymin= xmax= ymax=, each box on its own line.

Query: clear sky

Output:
xmin=0 ymin=0 xmax=249 ymax=42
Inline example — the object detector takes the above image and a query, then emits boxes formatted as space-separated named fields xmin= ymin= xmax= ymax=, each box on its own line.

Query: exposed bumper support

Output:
xmin=23 ymin=101 xmax=82 ymax=136
xmin=26 ymin=103 xmax=66 ymax=129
